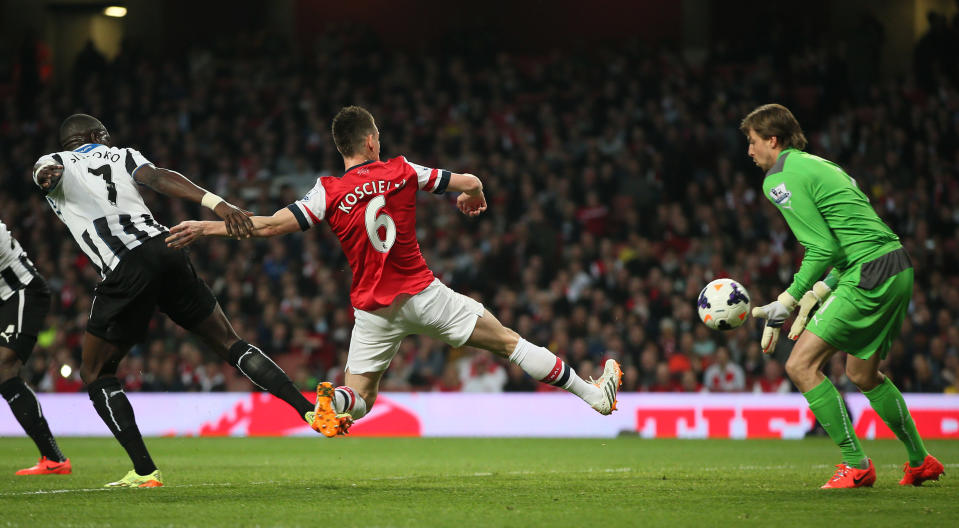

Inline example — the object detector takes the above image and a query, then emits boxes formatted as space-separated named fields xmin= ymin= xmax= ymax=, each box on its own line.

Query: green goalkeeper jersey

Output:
xmin=762 ymin=148 xmax=901 ymax=300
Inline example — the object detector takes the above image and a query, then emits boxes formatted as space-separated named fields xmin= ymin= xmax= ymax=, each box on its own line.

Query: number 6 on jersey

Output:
xmin=365 ymin=195 xmax=396 ymax=252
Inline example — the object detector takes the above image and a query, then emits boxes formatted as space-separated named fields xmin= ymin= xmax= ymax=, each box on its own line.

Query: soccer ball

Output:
xmin=697 ymin=278 xmax=751 ymax=331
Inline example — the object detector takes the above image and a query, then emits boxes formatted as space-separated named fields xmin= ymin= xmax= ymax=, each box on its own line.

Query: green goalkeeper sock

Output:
xmin=804 ymin=378 xmax=867 ymax=467
xmin=864 ymin=377 xmax=929 ymax=467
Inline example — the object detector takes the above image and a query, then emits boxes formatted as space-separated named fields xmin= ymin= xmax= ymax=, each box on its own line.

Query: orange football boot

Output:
xmin=15 ymin=457 xmax=72 ymax=476
xmin=899 ymin=455 xmax=944 ymax=486
xmin=821 ymin=460 xmax=876 ymax=489
xmin=309 ymin=382 xmax=353 ymax=437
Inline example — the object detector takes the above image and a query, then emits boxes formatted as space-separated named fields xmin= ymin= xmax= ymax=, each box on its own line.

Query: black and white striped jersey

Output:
xmin=35 ymin=143 xmax=168 ymax=278
xmin=0 ymin=219 xmax=39 ymax=301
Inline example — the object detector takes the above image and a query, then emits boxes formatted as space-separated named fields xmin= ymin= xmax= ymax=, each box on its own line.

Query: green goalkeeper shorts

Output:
xmin=807 ymin=265 xmax=913 ymax=360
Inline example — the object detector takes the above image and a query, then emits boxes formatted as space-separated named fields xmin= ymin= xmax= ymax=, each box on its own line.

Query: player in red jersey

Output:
xmin=168 ymin=106 xmax=622 ymax=436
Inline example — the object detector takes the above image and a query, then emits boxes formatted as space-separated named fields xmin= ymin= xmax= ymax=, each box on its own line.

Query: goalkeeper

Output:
xmin=741 ymin=104 xmax=943 ymax=489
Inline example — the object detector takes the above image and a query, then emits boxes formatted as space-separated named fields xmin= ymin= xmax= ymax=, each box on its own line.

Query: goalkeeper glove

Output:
xmin=787 ymin=281 xmax=832 ymax=340
xmin=751 ymin=291 xmax=798 ymax=354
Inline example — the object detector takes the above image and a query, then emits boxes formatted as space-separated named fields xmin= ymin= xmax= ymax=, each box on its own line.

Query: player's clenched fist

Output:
xmin=32 ymin=161 xmax=64 ymax=193
xmin=212 ymin=201 xmax=254 ymax=239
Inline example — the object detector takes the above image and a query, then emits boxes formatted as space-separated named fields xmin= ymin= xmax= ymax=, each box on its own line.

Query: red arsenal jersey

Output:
xmin=287 ymin=156 xmax=451 ymax=310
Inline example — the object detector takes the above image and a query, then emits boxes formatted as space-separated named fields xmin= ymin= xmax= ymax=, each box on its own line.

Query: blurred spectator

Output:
xmin=433 ymin=363 xmax=463 ymax=392
xmin=752 ymin=359 xmax=791 ymax=393
xmin=827 ymin=353 xmax=858 ymax=393
xmin=459 ymin=351 xmax=507 ymax=392
xmin=703 ymin=347 xmax=746 ymax=392
xmin=621 ymin=365 xmax=640 ymax=392
xmin=680 ymin=370 xmax=702 ymax=393
xmin=649 ymin=362 xmax=682 ymax=392
xmin=911 ymin=355 xmax=943 ymax=393
xmin=504 ymin=363 xmax=538 ymax=392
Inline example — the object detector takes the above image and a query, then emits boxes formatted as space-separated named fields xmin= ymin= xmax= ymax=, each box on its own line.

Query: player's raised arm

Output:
xmin=133 ymin=164 xmax=254 ymax=239
xmin=402 ymin=155 xmax=487 ymax=217
xmin=447 ymin=173 xmax=487 ymax=217
xmin=166 ymin=207 xmax=301 ymax=249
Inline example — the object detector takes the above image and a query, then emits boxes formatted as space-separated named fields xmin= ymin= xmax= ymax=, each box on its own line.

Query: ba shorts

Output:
xmin=87 ymin=236 xmax=217 ymax=345
xmin=807 ymin=248 xmax=913 ymax=360
xmin=346 ymin=279 xmax=485 ymax=374
xmin=0 ymin=276 xmax=51 ymax=362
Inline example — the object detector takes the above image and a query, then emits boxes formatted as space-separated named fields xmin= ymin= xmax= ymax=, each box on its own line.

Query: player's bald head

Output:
xmin=59 ymin=114 xmax=111 ymax=150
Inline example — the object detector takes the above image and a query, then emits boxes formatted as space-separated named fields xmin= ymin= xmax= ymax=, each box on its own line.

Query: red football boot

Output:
xmin=15 ymin=457 xmax=72 ymax=475
xmin=899 ymin=455 xmax=944 ymax=486
xmin=821 ymin=460 xmax=876 ymax=489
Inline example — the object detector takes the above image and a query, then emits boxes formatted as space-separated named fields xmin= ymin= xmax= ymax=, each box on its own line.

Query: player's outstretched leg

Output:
xmin=189 ymin=304 xmax=316 ymax=425
xmin=511 ymin=338 xmax=622 ymax=414
xmin=468 ymin=310 xmax=622 ymax=415
xmin=1 ymin=356 xmax=70 ymax=475
xmin=847 ymin=355 xmax=944 ymax=486
xmin=787 ymin=333 xmax=872 ymax=488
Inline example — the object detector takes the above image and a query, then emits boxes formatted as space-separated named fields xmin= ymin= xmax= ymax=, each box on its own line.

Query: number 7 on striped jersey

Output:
xmin=88 ymin=164 xmax=117 ymax=206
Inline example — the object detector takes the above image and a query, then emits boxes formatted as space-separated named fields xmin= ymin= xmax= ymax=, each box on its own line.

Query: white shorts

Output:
xmin=346 ymin=279 xmax=485 ymax=374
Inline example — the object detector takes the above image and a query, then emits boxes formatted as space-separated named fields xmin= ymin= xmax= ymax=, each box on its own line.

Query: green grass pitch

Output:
xmin=0 ymin=437 xmax=956 ymax=527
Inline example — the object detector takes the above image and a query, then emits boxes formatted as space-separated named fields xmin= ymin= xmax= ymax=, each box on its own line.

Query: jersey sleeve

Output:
xmin=400 ymin=156 xmax=451 ymax=194
xmin=764 ymin=169 xmax=841 ymax=300
xmin=286 ymin=179 xmax=328 ymax=231
xmin=123 ymin=148 xmax=153 ymax=178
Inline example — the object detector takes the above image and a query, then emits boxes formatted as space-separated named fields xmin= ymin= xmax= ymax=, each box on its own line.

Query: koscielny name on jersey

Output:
xmin=336 ymin=178 xmax=406 ymax=214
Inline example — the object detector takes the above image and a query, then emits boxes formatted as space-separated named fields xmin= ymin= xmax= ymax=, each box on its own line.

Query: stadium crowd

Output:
xmin=1 ymin=23 xmax=958 ymax=397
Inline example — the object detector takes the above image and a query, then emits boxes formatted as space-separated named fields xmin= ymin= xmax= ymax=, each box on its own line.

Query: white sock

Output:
xmin=333 ymin=386 xmax=368 ymax=420
xmin=509 ymin=338 xmax=597 ymax=401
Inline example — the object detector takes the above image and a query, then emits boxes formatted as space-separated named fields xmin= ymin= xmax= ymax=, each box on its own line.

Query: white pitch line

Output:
xmin=700 ymin=463 xmax=959 ymax=471
xmin=0 ymin=468 xmax=634 ymax=497
xmin=2 ymin=487 xmax=115 ymax=496
xmin=365 ymin=467 xmax=631 ymax=482
xmin=0 ymin=482 xmax=233 ymax=497
xmin=5 ymin=463 xmax=952 ymax=497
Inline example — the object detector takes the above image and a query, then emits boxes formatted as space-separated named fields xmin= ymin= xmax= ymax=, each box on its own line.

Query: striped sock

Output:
xmin=509 ymin=338 xmax=596 ymax=400
xmin=333 ymin=386 xmax=368 ymax=420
